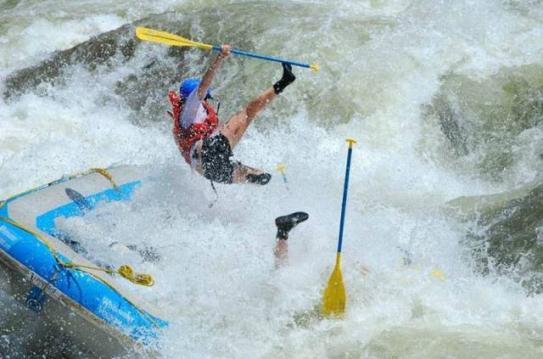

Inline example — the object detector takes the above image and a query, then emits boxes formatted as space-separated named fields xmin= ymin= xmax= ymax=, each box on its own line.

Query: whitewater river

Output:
xmin=2 ymin=0 xmax=543 ymax=357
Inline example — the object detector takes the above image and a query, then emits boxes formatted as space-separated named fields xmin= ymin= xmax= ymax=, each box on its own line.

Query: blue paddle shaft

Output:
xmin=281 ymin=174 xmax=288 ymax=184
xmin=212 ymin=46 xmax=311 ymax=69
xmin=337 ymin=146 xmax=354 ymax=254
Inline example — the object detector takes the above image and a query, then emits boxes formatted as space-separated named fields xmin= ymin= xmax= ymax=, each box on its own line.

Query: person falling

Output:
xmin=168 ymin=44 xmax=296 ymax=186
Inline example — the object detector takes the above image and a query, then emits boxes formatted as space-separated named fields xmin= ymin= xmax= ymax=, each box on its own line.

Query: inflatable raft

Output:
xmin=0 ymin=166 xmax=167 ymax=356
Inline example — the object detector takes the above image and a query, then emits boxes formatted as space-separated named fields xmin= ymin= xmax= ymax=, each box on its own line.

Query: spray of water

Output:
xmin=1 ymin=0 xmax=543 ymax=357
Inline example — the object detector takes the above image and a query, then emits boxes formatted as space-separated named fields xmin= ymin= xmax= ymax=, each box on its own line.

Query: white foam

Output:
xmin=2 ymin=0 xmax=543 ymax=357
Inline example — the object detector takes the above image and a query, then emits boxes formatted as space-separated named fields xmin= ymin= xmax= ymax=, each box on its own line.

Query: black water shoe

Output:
xmin=273 ymin=63 xmax=296 ymax=94
xmin=246 ymin=173 xmax=272 ymax=185
xmin=275 ymin=211 xmax=309 ymax=240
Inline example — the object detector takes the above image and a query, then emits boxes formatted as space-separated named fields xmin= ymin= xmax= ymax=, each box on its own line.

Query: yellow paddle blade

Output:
xmin=309 ymin=64 xmax=320 ymax=72
xmin=135 ymin=27 xmax=213 ymax=50
xmin=320 ymin=261 xmax=346 ymax=317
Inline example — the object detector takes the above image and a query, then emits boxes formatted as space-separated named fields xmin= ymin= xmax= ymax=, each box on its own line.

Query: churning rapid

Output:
xmin=2 ymin=0 xmax=543 ymax=357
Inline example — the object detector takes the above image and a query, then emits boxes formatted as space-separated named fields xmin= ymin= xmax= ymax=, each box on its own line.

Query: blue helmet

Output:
xmin=179 ymin=78 xmax=212 ymax=99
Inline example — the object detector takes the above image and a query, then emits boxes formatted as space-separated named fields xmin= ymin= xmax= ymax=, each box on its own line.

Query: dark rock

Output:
xmin=424 ymin=65 xmax=543 ymax=181
xmin=447 ymin=180 xmax=543 ymax=293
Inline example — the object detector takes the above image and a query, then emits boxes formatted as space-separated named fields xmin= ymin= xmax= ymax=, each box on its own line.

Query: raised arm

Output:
xmin=197 ymin=45 xmax=231 ymax=100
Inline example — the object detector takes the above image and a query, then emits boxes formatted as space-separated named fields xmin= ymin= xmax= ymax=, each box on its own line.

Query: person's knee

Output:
xmin=223 ymin=112 xmax=249 ymax=135
xmin=227 ymin=111 xmax=249 ymax=126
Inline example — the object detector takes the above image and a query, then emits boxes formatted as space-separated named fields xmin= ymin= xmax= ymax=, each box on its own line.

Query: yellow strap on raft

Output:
xmin=0 ymin=215 xmax=60 ymax=263
xmin=0 ymin=166 xmax=153 ymax=287
xmin=119 ymin=265 xmax=155 ymax=286
xmin=89 ymin=168 xmax=118 ymax=189
xmin=0 ymin=167 xmax=161 ymax=326
xmin=62 ymin=262 xmax=154 ymax=287
xmin=0 ymin=167 xmax=118 ymax=205
xmin=0 ymin=215 xmax=154 ymax=286
xmin=0 ymin=215 xmax=160 ymax=326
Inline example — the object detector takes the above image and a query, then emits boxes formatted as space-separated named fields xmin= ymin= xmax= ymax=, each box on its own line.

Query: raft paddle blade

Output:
xmin=321 ymin=257 xmax=346 ymax=317
xmin=135 ymin=27 xmax=213 ymax=50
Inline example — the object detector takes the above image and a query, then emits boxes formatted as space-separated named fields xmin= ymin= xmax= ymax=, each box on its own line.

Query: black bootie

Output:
xmin=275 ymin=212 xmax=309 ymax=240
xmin=273 ymin=63 xmax=296 ymax=94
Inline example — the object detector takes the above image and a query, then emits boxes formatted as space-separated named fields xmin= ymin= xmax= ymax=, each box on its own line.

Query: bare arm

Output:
xmin=197 ymin=45 xmax=231 ymax=100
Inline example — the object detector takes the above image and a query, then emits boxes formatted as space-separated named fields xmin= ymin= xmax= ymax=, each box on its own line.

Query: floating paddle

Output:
xmin=321 ymin=138 xmax=356 ymax=318
xmin=276 ymin=163 xmax=290 ymax=191
xmin=135 ymin=27 xmax=320 ymax=72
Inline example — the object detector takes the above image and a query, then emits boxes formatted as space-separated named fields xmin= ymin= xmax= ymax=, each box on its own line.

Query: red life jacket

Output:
xmin=168 ymin=90 xmax=219 ymax=164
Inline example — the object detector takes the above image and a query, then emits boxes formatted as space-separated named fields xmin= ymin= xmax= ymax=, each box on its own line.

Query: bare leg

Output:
xmin=218 ymin=62 xmax=295 ymax=150
xmin=274 ymin=240 xmax=288 ymax=268
xmin=219 ymin=88 xmax=276 ymax=149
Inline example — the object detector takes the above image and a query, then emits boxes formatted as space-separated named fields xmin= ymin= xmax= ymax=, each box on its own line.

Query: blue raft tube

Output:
xmin=0 ymin=166 xmax=168 ymax=357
